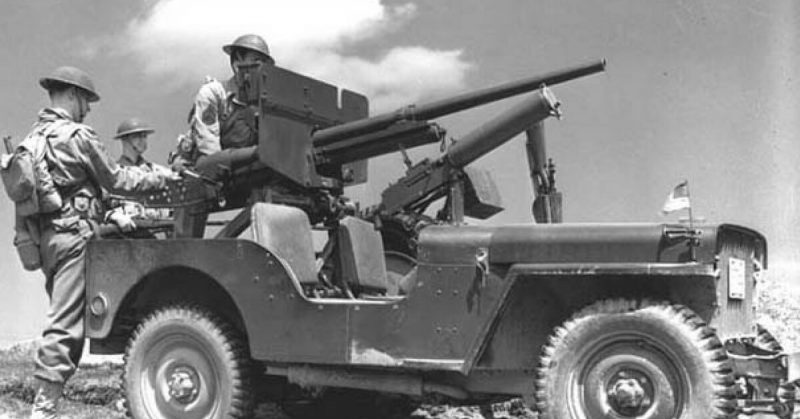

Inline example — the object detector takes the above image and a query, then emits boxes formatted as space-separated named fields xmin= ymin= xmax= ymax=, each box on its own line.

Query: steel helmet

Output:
xmin=222 ymin=34 xmax=274 ymax=63
xmin=39 ymin=66 xmax=100 ymax=102
xmin=114 ymin=118 xmax=155 ymax=139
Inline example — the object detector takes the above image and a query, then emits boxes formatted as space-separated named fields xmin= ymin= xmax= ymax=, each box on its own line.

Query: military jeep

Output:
xmin=84 ymin=59 xmax=799 ymax=419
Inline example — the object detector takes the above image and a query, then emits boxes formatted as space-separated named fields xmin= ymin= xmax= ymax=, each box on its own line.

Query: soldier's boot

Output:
xmin=29 ymin=379 xmax=63 ymax=419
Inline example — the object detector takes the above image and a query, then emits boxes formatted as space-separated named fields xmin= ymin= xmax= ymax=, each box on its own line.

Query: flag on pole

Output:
xmin=662 ymin=181 xmax=690 ymax=214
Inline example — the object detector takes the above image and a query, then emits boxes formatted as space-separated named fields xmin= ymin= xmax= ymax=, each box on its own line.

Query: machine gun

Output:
xmin=378 ymin=87 xmax=560 ymax=222
xmin=145 ymin=59 xmax=606 ymax=231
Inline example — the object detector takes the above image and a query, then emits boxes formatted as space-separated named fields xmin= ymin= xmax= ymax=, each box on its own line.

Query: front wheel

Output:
xmin=124 ymin=305 xmax=254 ymax=419
xmin=535 ymin=299 xmax=736 ymax=419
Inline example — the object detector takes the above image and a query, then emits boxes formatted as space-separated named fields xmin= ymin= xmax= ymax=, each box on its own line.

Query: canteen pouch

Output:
xmin=13 ymin=228 xmax=41 ymax=271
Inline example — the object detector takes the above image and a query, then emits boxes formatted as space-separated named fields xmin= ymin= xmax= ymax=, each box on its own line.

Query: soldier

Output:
xmin=169 ymin=33 xmax=274 ymax=171
xmin=109 ymin=118 xmax=172 ymax=223
xmin=169 ymin=34 xmax=274 ymax=237
xmin=23 ymin=66 xmax=178 ymax=419
xmin=114 ymin=118 xmax=163 ymax=171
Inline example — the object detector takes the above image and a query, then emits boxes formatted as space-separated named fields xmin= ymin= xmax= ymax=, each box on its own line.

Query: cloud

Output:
xmin=102 ymin=0 xmax=472 ymax=112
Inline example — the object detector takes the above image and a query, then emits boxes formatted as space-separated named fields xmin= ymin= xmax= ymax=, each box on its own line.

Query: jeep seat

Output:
xmin=337 ymin=216 xmax=389 ymax=295
xmin=246 ymin=202 xmax=318 ymax=287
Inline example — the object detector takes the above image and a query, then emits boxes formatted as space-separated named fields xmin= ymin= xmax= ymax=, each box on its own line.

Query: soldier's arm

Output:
xmin=73 ymin=127 xmax=171 ymax=195
xmin=189 ymin=81 xmax=225 ymax=157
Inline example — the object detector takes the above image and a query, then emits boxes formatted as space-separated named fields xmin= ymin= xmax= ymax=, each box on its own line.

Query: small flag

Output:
xmin=662 ymin=181 xmax=690 ymax=214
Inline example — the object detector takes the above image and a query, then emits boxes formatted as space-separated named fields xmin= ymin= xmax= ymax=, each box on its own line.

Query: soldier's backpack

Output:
xmin=1 ymin=124 xmax=64 ymax=217
xmin=1 ymin=124 xmax=68 ymax=271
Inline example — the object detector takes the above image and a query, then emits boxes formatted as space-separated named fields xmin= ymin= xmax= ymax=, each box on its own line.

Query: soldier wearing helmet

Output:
xmin=114 ymin=117 xmax=166 ymax=171
xmin=170 ymin=34 xmax=274 ymax=237
xmin=170 ymin=33 xmax=273 ymax=169
xmin=20 ymin=67 xmax=179 ymax=419
xmin=106 ymin=118 xmax=173 ymax=223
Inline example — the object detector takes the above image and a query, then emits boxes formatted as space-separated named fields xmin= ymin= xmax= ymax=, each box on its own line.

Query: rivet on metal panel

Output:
xmin=436 ymin=289 xmax=443 ymax=296
xmin=253 ymin=275 xmax=259 ymax=283
xmin=452 ymin=290 xmax=459 ymax=296
xmin=268 ymin=294 xmax=275 ymax=301
xmin=451 ymin=327 xmax=458 ymax=334
xmin=436 ymin=327 xmax=442 ymax=334
xmin=318 ymin=305 xmax=324 ymax=311
xmin=436 ymin=267 xmax=442 ymax=273
xmin=393 ymin=304 xmax=399 ymax=310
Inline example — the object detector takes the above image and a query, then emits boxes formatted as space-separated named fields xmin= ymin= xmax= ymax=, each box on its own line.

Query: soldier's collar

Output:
xmin=40 ymin=107 xmax=74 ymax=122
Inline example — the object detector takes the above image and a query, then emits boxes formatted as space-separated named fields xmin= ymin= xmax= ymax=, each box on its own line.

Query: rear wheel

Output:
xmin=535 ymin=299 xmax=736 ymax=419
xmin=124 ymin=304 xmax=254 ymax=419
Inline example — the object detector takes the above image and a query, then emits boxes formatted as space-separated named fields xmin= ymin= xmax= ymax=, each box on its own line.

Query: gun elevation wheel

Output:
xmin=535 ymin=299 xmax=736 ymax=419
xmin=123 ymin=304 xmax=254 ymax=419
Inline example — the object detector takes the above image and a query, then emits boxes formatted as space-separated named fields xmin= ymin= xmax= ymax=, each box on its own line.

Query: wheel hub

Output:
xmin=607 ymin=370 xmax=652 ymax=416
xmin=167 ymin=366 xmax=200 ymax=404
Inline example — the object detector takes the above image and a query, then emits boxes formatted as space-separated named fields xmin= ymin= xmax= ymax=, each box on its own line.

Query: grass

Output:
xmin=0 ymin=341 xmax=125 ymax=418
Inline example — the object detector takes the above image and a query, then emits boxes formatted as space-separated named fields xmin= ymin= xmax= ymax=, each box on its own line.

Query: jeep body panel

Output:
xmin=86 ymin=222 xmax=764 ymax=378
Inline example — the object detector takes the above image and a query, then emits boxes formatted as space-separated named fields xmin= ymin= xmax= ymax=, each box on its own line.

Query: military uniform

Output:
xmin=173 ymin=77 xmax=257 ymax=166
xmin=170 ymin=34 xmax=271 ymax=238
xmin=171 ymin=77 xmax=258 ymax=237
xmin=27 ymin=107 xmax=169 ymax=385
xmin=112 ymin=154 xmax=172 ymax=220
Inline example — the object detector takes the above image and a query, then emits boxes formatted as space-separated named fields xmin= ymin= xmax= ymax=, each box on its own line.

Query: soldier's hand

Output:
xmin=170 ymin=155 xmax=191 ymax=174
xmin=108 ymin=211 xmax=137 ymax=232
xmin=166 ymin=169 xmax=183 ymax=181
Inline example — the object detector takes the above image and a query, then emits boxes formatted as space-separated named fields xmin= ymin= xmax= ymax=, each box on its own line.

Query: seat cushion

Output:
xmin=249 ymin=203 xmax=318 ymax=286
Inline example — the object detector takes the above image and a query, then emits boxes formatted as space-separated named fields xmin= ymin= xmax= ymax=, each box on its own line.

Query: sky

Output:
xmin=0 ymin=0 xmax=798 ymax=344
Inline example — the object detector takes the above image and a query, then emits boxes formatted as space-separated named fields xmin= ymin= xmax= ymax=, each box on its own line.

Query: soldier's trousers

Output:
xmin=34 ymin=218 xmax=94 ymax=384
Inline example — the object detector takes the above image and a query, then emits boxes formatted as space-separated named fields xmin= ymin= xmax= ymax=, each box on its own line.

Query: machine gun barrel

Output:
xmin=312 ymin=59 xmax=605 ymax=146
xmin=446 ymin=87 xmax=560 ymax=168
xmin=380 ymin=87 xmax=560 ymax=215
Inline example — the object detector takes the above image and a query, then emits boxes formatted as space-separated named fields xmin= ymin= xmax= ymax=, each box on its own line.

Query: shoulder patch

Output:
xmin=201 ymin=104 xmax=217 ymax=125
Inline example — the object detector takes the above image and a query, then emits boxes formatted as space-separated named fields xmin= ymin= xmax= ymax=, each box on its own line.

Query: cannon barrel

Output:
xmin=312 ymin=59 xmax=605 ymax=146
xmin=379 ymin=87 xmax=560 ymax=215
xmin=446 ymin=87 xmax=559 ymax=168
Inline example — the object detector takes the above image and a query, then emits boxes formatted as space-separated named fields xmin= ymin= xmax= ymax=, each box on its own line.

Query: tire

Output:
xmin=124 ymin=305 xmax=254 ymax=419
xmin=535 ymin=299 xmax=737 ymax=419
